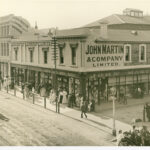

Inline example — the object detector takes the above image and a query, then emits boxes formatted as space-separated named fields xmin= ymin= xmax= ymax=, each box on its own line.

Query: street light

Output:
xmin=0 ymin=71 xmax=2 ymax=90
xmin=110 ymin=86 xmax=117 ymax=136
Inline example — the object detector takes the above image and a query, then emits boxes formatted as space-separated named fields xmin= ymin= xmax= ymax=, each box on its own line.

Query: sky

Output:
xmin=0 ymin=0 xmax=150 ymax=29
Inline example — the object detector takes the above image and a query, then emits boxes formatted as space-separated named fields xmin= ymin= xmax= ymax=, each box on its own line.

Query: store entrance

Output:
xmin=86 ymin=77 xmax=108 ymax=105
xmin=99 ymin=77 xmax=108 ymax=104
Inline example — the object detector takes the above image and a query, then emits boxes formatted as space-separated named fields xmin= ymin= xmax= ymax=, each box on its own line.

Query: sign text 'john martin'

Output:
xmin=86 ymin=44 xmax=124 ymax=67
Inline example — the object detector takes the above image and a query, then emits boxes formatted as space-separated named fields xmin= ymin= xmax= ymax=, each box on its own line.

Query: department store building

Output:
xmin=8 ymin=8 xmax=150 ymax=105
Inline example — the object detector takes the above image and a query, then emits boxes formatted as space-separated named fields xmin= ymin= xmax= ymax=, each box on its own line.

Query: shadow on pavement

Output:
xmin=0 ymin=113 xmax=9 ymax=121
xmin=86 ymin=118 xmax=112 ymax=129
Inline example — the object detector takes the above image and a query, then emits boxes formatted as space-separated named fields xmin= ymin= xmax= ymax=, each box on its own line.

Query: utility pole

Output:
xmin=51 ymin=28 xmax=59 ymax=113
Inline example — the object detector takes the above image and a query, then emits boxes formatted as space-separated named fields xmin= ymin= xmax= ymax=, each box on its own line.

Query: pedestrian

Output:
xmin=130 ymin=125 xmax=137 ymax=144
xmin=49 ymin=89 xmax=55 ymax=103
xmin=123 ymin=95 xmax=127 ymax=105
xmin=68 ymin=93 xmax=74 ymax=108
xmin=116 ymin=130 xmax=123 ymax=146
xmin=145 ymin=103 xmax=150 ymax=122
xmin=91 ymin=99 xmax=95 ymax=112
xmin=79 ymin=95 xmax=83 ymax=109
xmin=75 ymin=93 xmax=80 ymax=107
xmin=140 ymin=125 xmax=150 ymax=146
xmin=81 ymin=101 xmax=87 ymax=118
xmin=134 ymin=130 xmax=142 ymax=146
xmin=137 ymin=87 xmax=142 ymax=98
xmin=72 ymin=93 xmax=76 ymax=106
xmin=58 ymin=89 xmax=63 ymax=104
xmin=88 ymin=101 xmax=92 ymax=112
xmin=51 ymin=89 xmax=57 ymax=104
xmin=62 ymin=89 xmax=68 ymax=104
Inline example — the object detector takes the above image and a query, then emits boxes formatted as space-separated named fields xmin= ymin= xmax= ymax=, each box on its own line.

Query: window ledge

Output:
xmin=124 ymin=61 xmax=132 ymax=63
xmin=59 ymin=64 xmax=65 ymax=66
xmin=139 ymin=60 xmax=146 ymax=63
xmin=70 ymin=65 xmax=78 ymax=68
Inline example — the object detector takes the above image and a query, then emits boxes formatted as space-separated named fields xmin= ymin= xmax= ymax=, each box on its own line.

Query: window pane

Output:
xmin=14 ymin=47 xmax=18 ymax=61
xmin=59 ymin=48 xmax=64 ymax=64
xmin=140 ymin=46 xmax=145 ymax=61
xmin=125 ymin=46 xmax=130 ymax=61
xmin=72 ymin=48 xmax=76 ymax=65
xmin=44 ymin=51 xmax=47 ymax=64
xmin=7 ymin=43 xmax=9 ymax=56
xmin=1 ymin=43 xmax=3 ymax=56
xmin=30 ymin=51 xmax=33 ymax=62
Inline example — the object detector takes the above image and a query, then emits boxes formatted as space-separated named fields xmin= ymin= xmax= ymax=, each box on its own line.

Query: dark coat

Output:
xmin=81 ymin=101 xmax=88 ymax=112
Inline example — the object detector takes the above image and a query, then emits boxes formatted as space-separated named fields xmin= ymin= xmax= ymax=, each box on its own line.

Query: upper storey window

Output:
xmin=70 ymin=43 xmax=78 ymax=66
xmin=59 ymin=47 xmax=64 ymax=64
xmin=42 ymin=47 xmax=49 ymax=64
xmin=139 ymin=44 xmax=146 ymax=62
xmin=58 ymin=43 xmax=65 ymax=65
xmin=14 ymin=47 xmax=18 ymax=61
xmin=71 ymin=47 xmax=76 ymax=65
xmin=28 ymin=47 xmax=34 ymax=63
xmin=124 ymin=44 xmax=131 ymax=62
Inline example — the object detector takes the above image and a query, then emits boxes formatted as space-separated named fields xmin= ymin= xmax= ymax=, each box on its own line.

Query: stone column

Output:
xmin=79 ymin=73 xmax=86 ymax=100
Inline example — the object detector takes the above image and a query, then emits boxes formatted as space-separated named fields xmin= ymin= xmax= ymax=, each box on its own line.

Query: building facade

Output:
xmin=7 ymin=8 xmax=150 ymax=107
xmin=0 ymin=14 xmax=30 ymax=87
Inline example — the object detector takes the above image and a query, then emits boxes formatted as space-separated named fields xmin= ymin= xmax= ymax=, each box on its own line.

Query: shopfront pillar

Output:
xmin=125 ymin=75 xmax=126 ymax=97
xmin=148 ymin=73 xmax=149 ymax=94
xmin=79 ymin=73 xmax=86 ymax=100
xmin=3 ymin=62 xmax=4 ymax=77
xmin=118 ymin=76 xmax=120 ymax=101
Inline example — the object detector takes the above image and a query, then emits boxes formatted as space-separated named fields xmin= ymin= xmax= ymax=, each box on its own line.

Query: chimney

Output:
xmin=99 ymin=20 xmax=108 ymax=39
xmin=35 ymin=21 xmax=38 ymax=29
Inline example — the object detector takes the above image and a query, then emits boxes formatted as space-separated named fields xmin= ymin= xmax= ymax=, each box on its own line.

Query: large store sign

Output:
xmin=85 ymin=44 xmax=124 ymax=67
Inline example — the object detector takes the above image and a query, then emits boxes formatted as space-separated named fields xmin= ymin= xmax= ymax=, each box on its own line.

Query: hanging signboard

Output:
xmin=85 ymin=43 xmax=124 ymax=68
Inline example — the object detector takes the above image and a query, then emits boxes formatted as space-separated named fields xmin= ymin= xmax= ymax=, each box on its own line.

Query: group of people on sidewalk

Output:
xmin=117 ymin=125 xmax=150 ymax=146
xmin=49 ymin=88 xmax=95 ymax=114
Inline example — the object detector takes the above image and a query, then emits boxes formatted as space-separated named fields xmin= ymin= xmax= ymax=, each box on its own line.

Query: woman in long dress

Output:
xmin=62 ymin=89 xmax=68 ymax=104
xmin=49 ymin=89 xmax=56 ymax=104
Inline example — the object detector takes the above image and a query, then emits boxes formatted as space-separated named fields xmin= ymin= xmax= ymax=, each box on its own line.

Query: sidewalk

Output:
xmin=96 ymin=95 xmax=150 ymax=112
xmin=0 ymin=88 xmax=132 ymax=137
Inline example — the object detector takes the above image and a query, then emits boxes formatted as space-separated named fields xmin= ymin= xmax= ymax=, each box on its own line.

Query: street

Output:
xmin=0 ymin=91 xmax=114 ymax=146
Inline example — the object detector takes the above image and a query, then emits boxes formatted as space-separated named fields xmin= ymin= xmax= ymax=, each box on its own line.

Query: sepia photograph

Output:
xmin=0 ymin=0 xmax=150 ymax=148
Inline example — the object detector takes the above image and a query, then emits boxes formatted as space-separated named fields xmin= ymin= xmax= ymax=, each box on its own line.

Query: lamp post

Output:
xmin=6 ymin=75 xmax=9 ymax=93
xmin=0 ymin=71 xmax=2 ymax=90
xmin=110 ymin=86 xmax=117 ymax=136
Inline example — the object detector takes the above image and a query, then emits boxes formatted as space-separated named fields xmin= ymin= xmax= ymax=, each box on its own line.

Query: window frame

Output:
xmin=42 ymin=47 xmax=49 ymax=64
xmin=71 ymin=47 xmax=77 ymax=66
xmin=14 ymin=47 xmax=18 ymax=61
xmin=28 ymin=47 xmax=34 ymax=63
xmin=59 ymin=47 xmax=64 ymax=64
xmin=139 ymin=44 xmax=146 ymax=62
xmin=124 ymin=44 xmax=132 ymax=62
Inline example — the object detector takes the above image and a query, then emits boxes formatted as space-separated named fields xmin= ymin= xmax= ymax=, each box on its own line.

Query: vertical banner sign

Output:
xmin=85 ymin=44 xmax=124 ymax=68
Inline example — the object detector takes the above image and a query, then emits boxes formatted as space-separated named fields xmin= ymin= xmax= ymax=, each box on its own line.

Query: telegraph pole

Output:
xmin=51 ymin=29 xmax=59 ymax=113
